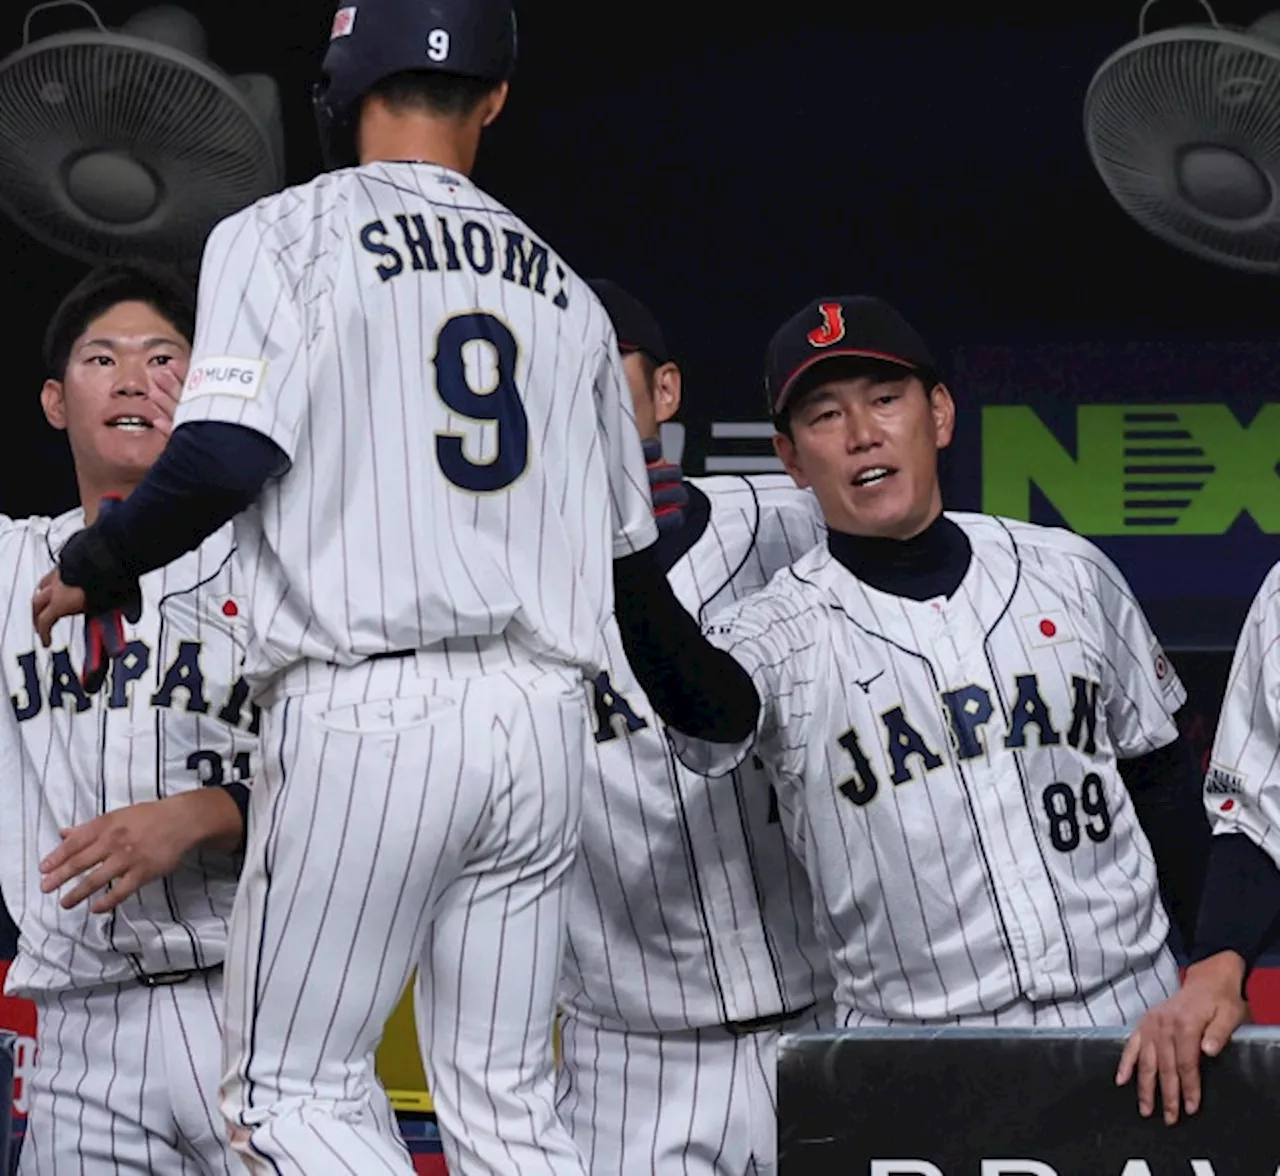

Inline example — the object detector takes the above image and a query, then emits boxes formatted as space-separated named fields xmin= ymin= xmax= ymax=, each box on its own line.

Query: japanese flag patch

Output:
xmin=1150 ymin=639 xmax=1182 ymax=703
xmin=1022 ymin=610 xmax=1073 ymax=649
xmin=207 ymin=596 xmax=246 ymax=626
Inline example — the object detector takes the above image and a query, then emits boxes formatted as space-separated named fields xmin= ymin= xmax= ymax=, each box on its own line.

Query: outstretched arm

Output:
xmin=612 ymin=546 xmax=761 ymax=743
xmin=39 ymin=784 xmax=249 ymax=914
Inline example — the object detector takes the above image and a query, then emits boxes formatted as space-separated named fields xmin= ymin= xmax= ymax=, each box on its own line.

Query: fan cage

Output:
xmin=0 ymin=30 xmax=282 ymax=265
xmin=1086 ymin=27 xmax=1280 ymax=273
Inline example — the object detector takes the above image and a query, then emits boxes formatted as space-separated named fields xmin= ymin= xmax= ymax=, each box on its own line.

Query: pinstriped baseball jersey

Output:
xmin=671 ymin=513 xmax=1185 ymax=1024
xmin=1202 ymin=560 xmax=1280 ymax=857
xmin=172 ymin=162 xmax=657 ymax=693
xmin=0 ymin=510 xmax=257 ymax=997
xmin=561 ymin=475 xmax=832 ymax=1031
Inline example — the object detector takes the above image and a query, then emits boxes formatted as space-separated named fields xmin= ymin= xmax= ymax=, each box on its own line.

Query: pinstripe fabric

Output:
xmin=835 ymin=952 xmax=1175 ymax=1026
xmin=0 ymin=513 xmax=254 ymax=996
xmin=220 ymin=655 xmax=591 ymax=1176
xmin=18 ymin=970 xmax=244 ymax=1175
xmin=555 ymin=477 xmax=836 ymax=1175
xmin=0 ymin=512 xmax=260 ymax=1171
xmin=559 ymin=476 xmax=834 ymax=1175
xmin=171 ymin=162 xmax=657 ymax=702
xmin=556 ymin=1004 xmax=830 ymax=1176
xmin=1201 ymin=560 xmax=1280 ymax=860
xmin=562 ymin=476 xmax=831 ymax=1033
xmin=671 ymin=513 xmax=1185 ymax=1026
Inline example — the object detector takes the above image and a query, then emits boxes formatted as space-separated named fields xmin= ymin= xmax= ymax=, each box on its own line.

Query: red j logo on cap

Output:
xmin=806 ymin=302 xmax=846 ymax=348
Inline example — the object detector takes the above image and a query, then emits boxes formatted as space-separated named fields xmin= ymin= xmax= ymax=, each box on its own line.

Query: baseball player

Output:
xmin=558 ymin=280 xmax=834 ymax=1176
xmin=609 ymin=294 xmax=1212 ymax=1030
xmin=0 ymin=263 xmax=255 ymax=1174
xmin=30 ymin=3 xmax=658 ymax=1174
xmin=1115 ymin=563 xmax=1280 ymax=1124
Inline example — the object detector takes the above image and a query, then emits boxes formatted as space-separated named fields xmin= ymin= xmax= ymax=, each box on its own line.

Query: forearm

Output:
xmin=1118 ymin=733 xmax=1212 ymax=950
xmin=61 ymin=421 xmax=286 ymax=590
xmin=174 ymin=786 xmax=246 ymax=855
xmin=1189 ymin=832 xmax=1280 ymax=983
xmin=612 ymin=547 xmax=760 ymax=742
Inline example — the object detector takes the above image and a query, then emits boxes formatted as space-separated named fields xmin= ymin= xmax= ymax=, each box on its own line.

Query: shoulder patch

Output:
xmin=1205 ymin=763 xmax=1245 ymax=797
xmin=183 ymin=357 xmax=266 ymax=402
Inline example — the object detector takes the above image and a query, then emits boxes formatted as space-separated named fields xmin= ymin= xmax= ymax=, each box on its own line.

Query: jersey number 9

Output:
xmin=434 ymin=312 xmax=529 ymax=494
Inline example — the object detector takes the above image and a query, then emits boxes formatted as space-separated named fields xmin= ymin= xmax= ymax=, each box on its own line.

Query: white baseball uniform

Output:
xmin=1201 ymin=560 xmax=1280 ymax=856
xmin=171 ymin=162 xmax=657 ymax=1176
xmin=558 ymin=475 xmax=835 ymax=1176
xmin=0 ymin=512 xmax=254 ymax=1175
xmin=671 ymin=513 xmax=1185 ymax=1027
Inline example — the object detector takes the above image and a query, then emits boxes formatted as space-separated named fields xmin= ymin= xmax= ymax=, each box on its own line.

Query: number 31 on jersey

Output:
xmin=433 ymin=312 xmax=529 ymax=494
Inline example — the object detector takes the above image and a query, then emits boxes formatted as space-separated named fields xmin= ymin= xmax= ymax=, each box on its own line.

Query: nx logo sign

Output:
xmin=982 ymin=404 xmax=1280 ymax=536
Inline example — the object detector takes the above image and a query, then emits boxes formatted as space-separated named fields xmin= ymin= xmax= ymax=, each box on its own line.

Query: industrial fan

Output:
xmin=1085 ymin=0 xmax=1280 ymax=273
xmin=0 ymin=1 xmax=285 ymax=267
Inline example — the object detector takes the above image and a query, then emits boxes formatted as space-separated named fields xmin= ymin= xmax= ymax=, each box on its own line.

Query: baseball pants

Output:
xmin=18 ymin=968 xmax=245 ymax=1175
xmin=556 ymin=1005 xmax=831 ymax=1176
xmin=221 ymin=655 xmax=590 ymax=1176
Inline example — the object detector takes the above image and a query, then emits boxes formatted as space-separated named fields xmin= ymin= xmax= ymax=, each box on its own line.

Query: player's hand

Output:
xmin=39 ymin=790 xmax=242 ymax=913
xmin=1115 ymin=952 xmax=1250 ymax=1125
xmin=643 ymin=437 xmax=688 ymax=533
xmin=144 ymin=364 xmax=183 ymax=437
xmin=32 ymin=568 xmax=87 ymax=648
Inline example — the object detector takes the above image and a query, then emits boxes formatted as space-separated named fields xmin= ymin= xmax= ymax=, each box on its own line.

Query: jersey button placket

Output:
xmin=947 ymin=628 xmax=1043 ymax=994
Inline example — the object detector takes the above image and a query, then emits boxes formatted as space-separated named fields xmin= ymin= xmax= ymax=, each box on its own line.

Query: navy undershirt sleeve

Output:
xmin=1189 ymin=833 xmax=1280 ymax=983
xmin=219 ymin=782 xmax=250 ymax=853
xmin=612 ymin=545 xmax=761 ymax=742
xmin=1116 ymin=733 xmax=1211 ymax=953
xmin=60 ymin=421 xmax=287 ymax=591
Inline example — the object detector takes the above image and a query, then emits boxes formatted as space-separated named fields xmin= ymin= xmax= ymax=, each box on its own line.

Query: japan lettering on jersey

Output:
xmin=0 ymin=512 xmax=258 ymax=996
xmin=561 ymin=476 xmax=832 ymax=1031
xmin=173 ymin=163 xmax=657 ymax=694
xmin=672 ymin=514 xmax=1184 ymax=1023
xmin=1203 ymin=560 xmax=1280 ymax=862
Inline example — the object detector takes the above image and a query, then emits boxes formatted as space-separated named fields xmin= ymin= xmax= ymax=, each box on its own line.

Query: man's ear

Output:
xmin=481 ymin=81 xmax=510 ymax=127
xmin=41 ymin=379 xmax=68 ymax=431
xmin=930 ymin=382 xmax=956 ymax=451
xmin=653 ymin=362 xmax=682 ymax=426
xmin=774 ymin=430 xmax=810 ymax=489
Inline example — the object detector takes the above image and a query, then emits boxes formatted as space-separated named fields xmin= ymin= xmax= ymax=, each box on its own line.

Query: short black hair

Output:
xmin=772 ymin=356 xmax=940 ymax=439
xmin=366 ymin=70 xmax=502 ymax=119
xmin=43 ymin=262 xmax=196 ymax=380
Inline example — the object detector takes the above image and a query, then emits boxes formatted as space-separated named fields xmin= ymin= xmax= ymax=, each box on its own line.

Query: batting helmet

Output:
xmin=313 ymin=0 xmax=518 ymax=171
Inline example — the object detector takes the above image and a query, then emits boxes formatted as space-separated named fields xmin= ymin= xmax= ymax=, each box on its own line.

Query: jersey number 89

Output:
xmin=1042 ymin=773 xmax=1112 ymax=852
xmin=434 ymin=312 xmax=529 ymax=494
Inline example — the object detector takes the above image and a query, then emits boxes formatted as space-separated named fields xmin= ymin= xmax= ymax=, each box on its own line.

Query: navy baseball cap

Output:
xmin=764 ymin=296 xmax=938 ymax=419
xmin=588 ymin=279 xmax=672 ymax=365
